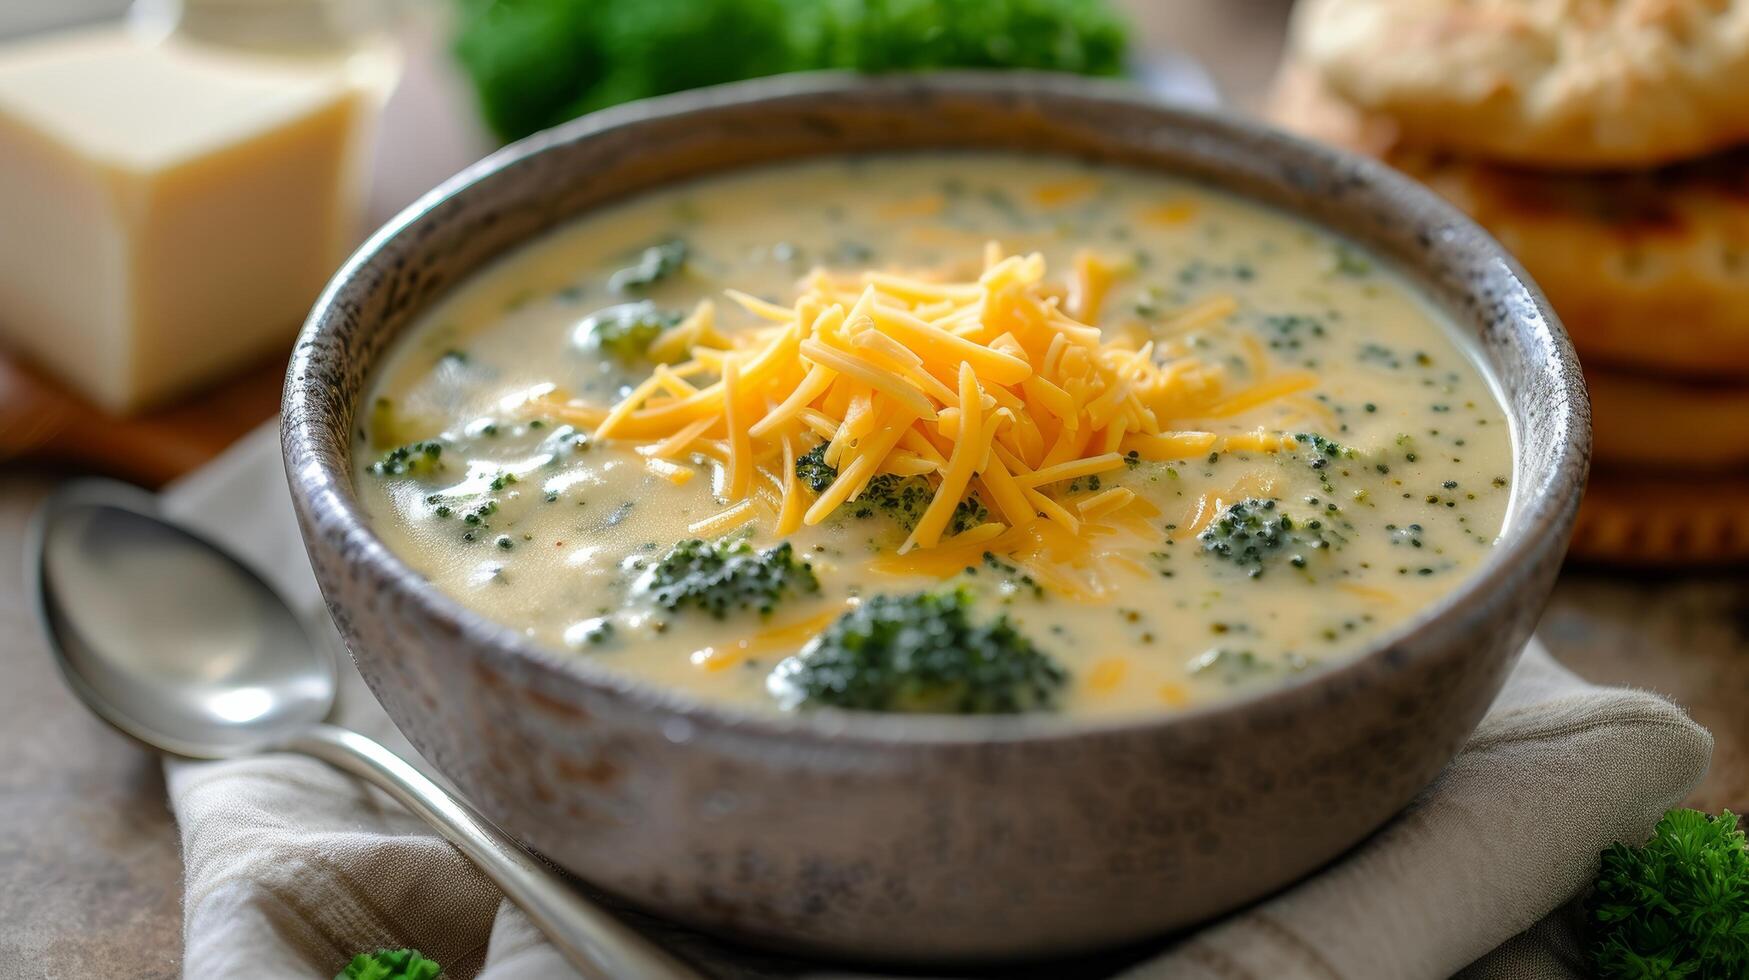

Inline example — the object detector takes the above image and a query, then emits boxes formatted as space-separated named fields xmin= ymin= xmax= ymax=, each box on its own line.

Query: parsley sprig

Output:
xmin=1587 ymin=808 xmax=1749 ymax=978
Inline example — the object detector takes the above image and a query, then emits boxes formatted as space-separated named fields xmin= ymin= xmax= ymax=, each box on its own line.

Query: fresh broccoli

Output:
xmin=1587 ymin=808 xmax=1749 ymax=979
xmin=853 ymin=473 xmax=988 ymax=534
xmin=645 ymin=537 xmax=819 ymax=618
xmin=367 ymin=440 xmax=444 ymax=477
xmin=1291 ymin=432 xmax=1353 ymax=472
xmin=795 ymin=441 xmax=838 ymax=494
xmin=799 ymin=0 xmax=1128 ymax=76
xmin=453 ymin=0 xmax=1130 ymax=142
xmin=574 ymin=300 xmax=681 ymax=360
xmin=609 ymin=239 xmax=689 ymax=293
xmin=945 ymin=491 xmax=990 ymax=535
xmin=1197 ymin=497 xmax=1332 ymax=578
xmin=337 ymin=949 xmax=441 ymax=980
xmin=1290 ymin=432 xmax=1357 ymax=492
xmin=768 ymin=587 xmax=1067 ymax=713
xmin=796 ymin=443 xmax=989 ymax=534
xmin=850 ymin=474 xmax=932 ymax=527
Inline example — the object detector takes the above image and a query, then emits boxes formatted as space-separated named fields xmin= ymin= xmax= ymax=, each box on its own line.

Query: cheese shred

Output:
xmin=556 ymin=247 xmax=1310 ymax=551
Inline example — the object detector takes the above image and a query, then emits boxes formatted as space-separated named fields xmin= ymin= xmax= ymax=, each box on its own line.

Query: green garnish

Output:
xmin=575 ymin=618 xmax=616 ymax=646
xmin=1185 ymin=647 xmax=1306 ymax=684
xmin=1332 ymin=244 xmax=1371 ymax=277
xmin=452 ymin=0 xmax=1130 ymax=142
xmin=979 ymin=550 xmax=1044 ymax=600
xmin=803 ymin=0 xmax=1128 ymax=74
xmin=337 ymin=949 xmax=441 ymax=980
xmin=645 ymin=537 xmax=819 ymax=618
xmin=853 ymin=474 xmax=988 ymax=535
xmin=1292 ymin=432 xmax=1352 ymax=472
xmin=768 ymin=587 xmax=1066 ymax=713
xmin=609 ymin=239 xmax=689 ymax=293
xmin=795 ymin=441 xmax=838 ymax=494
xmin=576 ymin=300 xmax=682 ymax=360
xmin=1196 ymin=497 xmax=1330 ymax=578
xmin=1587 ymin=808 xmax=1749 ymax=979
xmin=795 ymin=442 xmax=987 ymax=534
xmin=367 ymin=441 xmax=444 ymax=477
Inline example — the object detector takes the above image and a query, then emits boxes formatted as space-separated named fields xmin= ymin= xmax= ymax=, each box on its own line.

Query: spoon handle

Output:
xmin=286 ymin=723 xmax=704 ymax=980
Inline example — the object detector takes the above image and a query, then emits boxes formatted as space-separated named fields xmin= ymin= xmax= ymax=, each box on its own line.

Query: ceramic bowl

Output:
xmin=283 ymin=72 xmax=1589 ymax=961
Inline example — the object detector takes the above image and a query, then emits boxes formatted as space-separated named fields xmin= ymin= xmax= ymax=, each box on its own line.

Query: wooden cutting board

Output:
xmin=0 ymin=350 xmax=285 ymax=488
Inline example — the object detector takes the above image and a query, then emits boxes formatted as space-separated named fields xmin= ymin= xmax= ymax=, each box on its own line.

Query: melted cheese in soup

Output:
xmin=357 ymin=155 xmax=1512 ymax=718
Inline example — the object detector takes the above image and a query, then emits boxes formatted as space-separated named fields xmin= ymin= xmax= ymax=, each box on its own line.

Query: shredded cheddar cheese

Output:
xmin=1086 ymin=657 xmax=1130 ymax=693
xmin=536 ymin=247 xmax=1313 ymax=555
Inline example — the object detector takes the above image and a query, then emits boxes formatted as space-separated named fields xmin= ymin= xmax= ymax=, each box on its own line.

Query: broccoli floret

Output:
xmin=1197 ymin=497 xmax=1332 ymax=578
xmin=851 ymin=474 xmax=934 ymax=526
xmin=338 ymin=949 xmax=441 ymax=980
xmin=367 ymin=440 xmax=444 ymax=477
xmin=795 ymin=441 xmax=837 ymax=493
xmin=608 ymin=239 xmax=689 ymax=292
xmin=453 ymin=0 xmax=1130 ymax=143
xmin=1292 ymin=432 xmax=1357 ymax=492
xmin=1587 ymin=808 xmax=1749 ymax=979
xmin=645 ymin=537 xmax=818 ymax=618
xmin=452 ymin=0 xmax=608 ymax=144
xmin=802 ymin=0 xmax=1128 ymax=76
xmin=768 ymin=587 xmax=1066 ymax=713
xmin=856 ymin=475 xmax=988 ymax=533
xmin=796 ymin=443 xmax=988 ymax=534
xmin=575 ymin=300 xmax=681 ymax=360
xmin=947 ymin=493 xmax=990 ymax=534
xmin=1292 ymin=432 xmax=1353 ymax=472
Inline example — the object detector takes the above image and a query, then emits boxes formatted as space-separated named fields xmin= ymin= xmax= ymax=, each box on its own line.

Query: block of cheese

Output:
xmin=0 ymin=26 xmax=379 ymax=412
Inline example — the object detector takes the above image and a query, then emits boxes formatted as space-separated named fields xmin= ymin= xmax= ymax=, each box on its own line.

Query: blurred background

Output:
xmin=0 ymin=1 xmax=1742 ymax=975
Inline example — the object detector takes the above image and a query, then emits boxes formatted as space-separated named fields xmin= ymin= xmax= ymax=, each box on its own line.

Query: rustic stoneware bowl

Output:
xmin=283 ymin=72 xmax=1589 ymax=961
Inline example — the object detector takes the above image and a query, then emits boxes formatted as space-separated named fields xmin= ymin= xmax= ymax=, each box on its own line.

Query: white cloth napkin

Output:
xmin=161 ymin=425 xmax=1711 ymax=979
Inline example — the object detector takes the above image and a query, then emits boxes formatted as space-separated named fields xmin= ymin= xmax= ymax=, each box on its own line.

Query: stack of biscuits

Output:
xmin=1272 ymin=0 xmax=1749 ymax=564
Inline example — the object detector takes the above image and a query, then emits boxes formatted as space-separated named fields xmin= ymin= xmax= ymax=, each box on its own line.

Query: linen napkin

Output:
xmin=161 ymin=424 xmax=1711 ymax=979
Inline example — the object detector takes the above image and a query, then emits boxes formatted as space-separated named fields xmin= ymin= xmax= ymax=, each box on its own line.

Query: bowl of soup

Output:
xmin=283 ymin=72 xmax=1588 ymax=960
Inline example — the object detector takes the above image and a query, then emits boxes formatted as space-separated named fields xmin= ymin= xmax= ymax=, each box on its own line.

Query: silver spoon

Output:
xmin=28 ymin=480 xmax=703 ymax=980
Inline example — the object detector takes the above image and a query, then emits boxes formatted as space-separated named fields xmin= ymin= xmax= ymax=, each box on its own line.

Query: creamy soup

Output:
xmin=357 ymin=155 xmax=1512 ymax=718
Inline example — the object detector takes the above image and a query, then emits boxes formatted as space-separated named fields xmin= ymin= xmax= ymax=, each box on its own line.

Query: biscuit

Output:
xmin=1268 ymin=59 xmax=1404 ymax=159
xmin=1290 ymin=0 xmax=1749 ymax=169
xmin=1573 ymin=470 xmax=1749 ymax=564
xmin=1270 ymin=65 xmax=1749 ymax=380
xmin=1589 ymin=369 xmax=1749 ymax=470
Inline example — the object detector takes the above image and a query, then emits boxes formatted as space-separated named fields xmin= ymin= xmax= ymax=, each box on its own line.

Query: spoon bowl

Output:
xmin=30 ymin=481 xmax=335 ymax=759
xmin=28 ymin=479 xmax=704 ymax=979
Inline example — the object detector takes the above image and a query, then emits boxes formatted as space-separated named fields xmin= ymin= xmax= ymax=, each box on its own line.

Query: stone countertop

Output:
xmin=0 ymin=475 xmax=185 ymax=977
xmin=2 ymin=2 xmax=1745 ymax=975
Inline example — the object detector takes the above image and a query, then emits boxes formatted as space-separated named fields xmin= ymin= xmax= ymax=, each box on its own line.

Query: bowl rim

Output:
xmin=283 ymin=69 xmax=1590 ymax=747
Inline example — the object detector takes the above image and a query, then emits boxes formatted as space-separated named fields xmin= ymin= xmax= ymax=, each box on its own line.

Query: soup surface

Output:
xmin=358 ymin=155 xmax=1512 ymax=718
